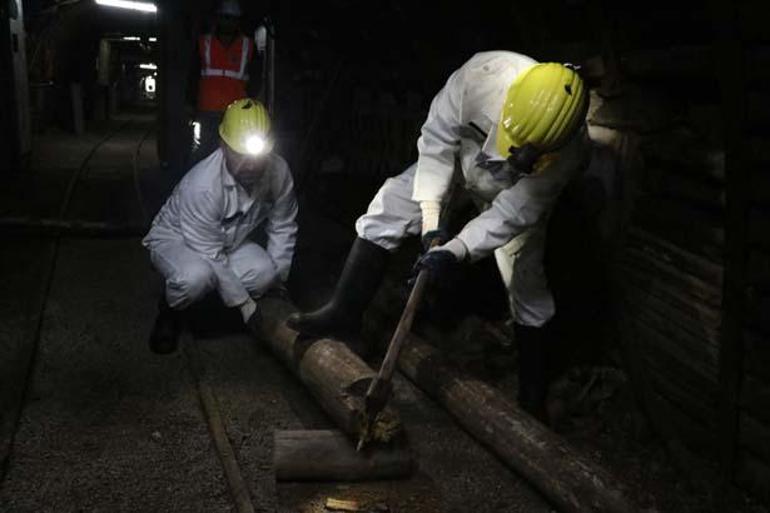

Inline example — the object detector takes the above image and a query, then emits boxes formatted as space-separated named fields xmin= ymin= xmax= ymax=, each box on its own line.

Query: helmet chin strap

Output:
xmin=506 ymin=143 xmax=541 ymax=175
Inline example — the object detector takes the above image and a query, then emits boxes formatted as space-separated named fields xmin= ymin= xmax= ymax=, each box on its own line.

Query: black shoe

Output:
xmin=515 ymin=323 xmax=549 ymax=422
xmin=149 ymin=299 xmax=181 ymax=355
xmin=287 ymin=237 xmax=389 ymax=338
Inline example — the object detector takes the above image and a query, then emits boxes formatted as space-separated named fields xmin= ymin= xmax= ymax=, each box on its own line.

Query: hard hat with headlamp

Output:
xmin=496 ymin=63 xmax=588 ymax=173
xmin=219 ymin=98 xmax=273 ymax=157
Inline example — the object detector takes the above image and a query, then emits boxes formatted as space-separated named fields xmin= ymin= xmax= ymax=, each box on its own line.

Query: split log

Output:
xmin=256 ymin=297 xmax=401 ymax=445
xmin=363 ymin=300 xmax=638 ymax=513
xmin=274 ymin=429 xmax=413 ymax=482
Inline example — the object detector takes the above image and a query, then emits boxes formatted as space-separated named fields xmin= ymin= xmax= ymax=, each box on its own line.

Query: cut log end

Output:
xmin=274 ymin=429 xmax=414 ymax=482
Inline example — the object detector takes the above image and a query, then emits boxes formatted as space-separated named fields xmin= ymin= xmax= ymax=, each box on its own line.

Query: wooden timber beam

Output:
xmin=256 ymin=297 xmax=401 ymax=446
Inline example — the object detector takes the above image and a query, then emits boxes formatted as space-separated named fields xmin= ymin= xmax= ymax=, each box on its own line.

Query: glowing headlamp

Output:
xmin=245 ymin=135 xmax=268 ymax=155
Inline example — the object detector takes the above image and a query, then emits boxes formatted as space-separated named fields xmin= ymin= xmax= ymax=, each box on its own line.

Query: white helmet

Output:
xmin=217 ymin=0 xmax=241 ymax=17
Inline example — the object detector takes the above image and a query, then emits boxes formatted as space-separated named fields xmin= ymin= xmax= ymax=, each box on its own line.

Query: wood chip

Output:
xmin=325 ymin=497 xmax=362 ymax=512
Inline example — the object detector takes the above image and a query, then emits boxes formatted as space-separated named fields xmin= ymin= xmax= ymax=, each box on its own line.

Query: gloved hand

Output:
xmin=421 ymin=228 xmax=449 ymax=251
xmin=412 ymin=249 xmax=458 ymax=285
xmin=412 ymin=238 xmax=468 ymax=285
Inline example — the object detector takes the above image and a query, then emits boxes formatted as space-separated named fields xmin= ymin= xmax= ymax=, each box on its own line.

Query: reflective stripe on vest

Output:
xmin=201 ymin=35 xmax=250 ymax=81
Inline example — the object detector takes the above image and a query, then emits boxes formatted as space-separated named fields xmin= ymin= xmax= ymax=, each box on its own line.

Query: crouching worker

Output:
xmin=143 ymin=99 xmax=297 ymax=354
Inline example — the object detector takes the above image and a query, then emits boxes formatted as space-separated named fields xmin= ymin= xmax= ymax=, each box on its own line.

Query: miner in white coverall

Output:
xmin=144 ymin=99 xmax=297 ymax=354
xmin=288 ymin=52 xmax=590 ymax=420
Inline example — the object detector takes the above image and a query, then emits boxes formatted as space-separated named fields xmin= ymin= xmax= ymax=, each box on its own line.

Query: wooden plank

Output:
xmin=640 ymin=130 xmax=725 ymax=182
xmin=627 ymin=227 xmax=724 ymax=285
xmin=640 ymin=347 xmax=718 ymax=427
xmin=619 ymin=260 xmax=723 ymax=323
xmin=633 ymin=318 xmax=719 ymax=381
xmin=619 ymin=248 xmax=723 ymax=307
xmin=274 ymin=429 xmax=413 ymax=482
xmin=621 ymin=283 xmax=721 ymax=347
xmin=624 ymin=295 xmax=720 ymax=367
xmin=632 ymin=200 xmax=725 ymax=248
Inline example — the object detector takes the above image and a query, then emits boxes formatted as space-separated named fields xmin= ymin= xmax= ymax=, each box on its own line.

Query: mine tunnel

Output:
xmin=1 ymin=1 xmax=768 ymax=512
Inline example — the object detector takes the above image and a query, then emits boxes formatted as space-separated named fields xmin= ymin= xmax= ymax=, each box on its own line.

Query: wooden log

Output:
xmin=256 ymin=297 xmax=401 ymax=445
xmin=362 ymin=297 xmax=638 ymax=513
xmin=626 ymin=227 xmax=724 ymax=285
xmin=273 ymin=429 xmax=413 ymax=482
xmin=393 ymin=338 xmax=637 ymax=513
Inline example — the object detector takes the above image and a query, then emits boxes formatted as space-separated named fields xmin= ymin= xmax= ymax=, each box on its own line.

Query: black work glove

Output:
xmin=411 ymin=249 xmax=459 ymax=286
xmin=421 ymin=228 xmax=449 ymax=252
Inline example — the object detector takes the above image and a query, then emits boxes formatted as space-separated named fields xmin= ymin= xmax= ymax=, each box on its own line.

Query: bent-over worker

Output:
xmin=288 ymin=51 xmax=590 ymax=421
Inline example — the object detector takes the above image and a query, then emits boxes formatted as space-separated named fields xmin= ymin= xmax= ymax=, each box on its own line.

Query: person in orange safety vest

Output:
xmin=189 ymin=0 xmax=262 ymax=163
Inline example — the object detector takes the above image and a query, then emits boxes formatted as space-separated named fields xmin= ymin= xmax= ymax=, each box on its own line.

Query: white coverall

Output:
xmin=143 ymin=149 xmax=298 ymax=309
xmin=356 ymin=51 xmax=589 ymax=326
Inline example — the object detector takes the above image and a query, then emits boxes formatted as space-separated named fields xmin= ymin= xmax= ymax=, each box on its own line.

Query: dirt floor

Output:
xmin=0 ymin=114 xmax=768 ymax=513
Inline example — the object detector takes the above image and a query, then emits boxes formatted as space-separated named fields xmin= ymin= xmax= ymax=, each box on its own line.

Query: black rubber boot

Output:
xmin=149 ymin=297 xmax=181 ymax=355
xmin=287 ymin=237 xmax=389 ymax=338
xmin=515 ymin=323 xmax=549 ymax=422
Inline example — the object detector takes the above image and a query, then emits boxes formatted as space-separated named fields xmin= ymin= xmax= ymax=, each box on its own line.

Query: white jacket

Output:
xmin=143 ymin=149 xmax=298 ymax=306
xmin=413 ymin=51 xmax=589 ymax=261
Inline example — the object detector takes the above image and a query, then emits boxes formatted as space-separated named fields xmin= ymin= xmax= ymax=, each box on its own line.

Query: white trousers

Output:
xmin=149 ymin=239 xmax=278 ymax=309
xmin=355 ymin=164 xmax=554 ymax=327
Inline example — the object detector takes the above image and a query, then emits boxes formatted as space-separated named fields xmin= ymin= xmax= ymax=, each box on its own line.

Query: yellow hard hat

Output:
xmin=496 ymin=63 xmax=587 ymax=158
xmin=219 ymin=98 xmax=273 ymax=156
